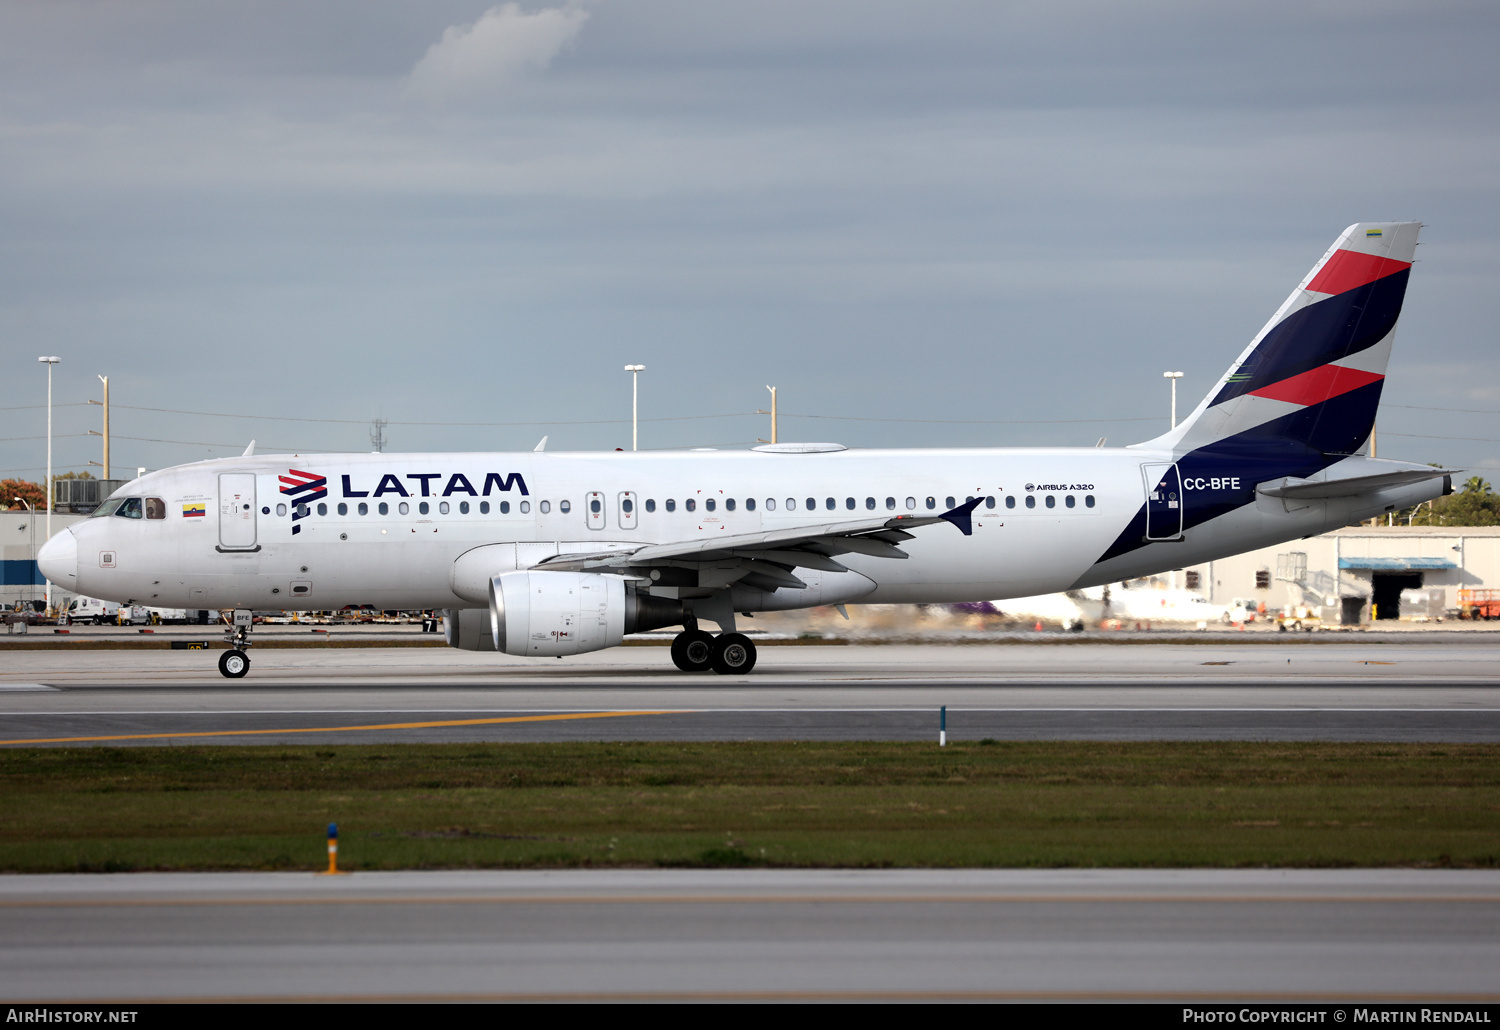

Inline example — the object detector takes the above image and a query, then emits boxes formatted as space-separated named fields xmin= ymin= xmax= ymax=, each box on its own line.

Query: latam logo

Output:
xmin=279 ymin=468 xmax=329 ymax=535
xmin=339 ymin=472 xmax=529 ymax=498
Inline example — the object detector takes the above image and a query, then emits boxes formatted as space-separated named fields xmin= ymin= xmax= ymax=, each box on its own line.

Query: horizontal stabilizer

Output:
xmin=1257 ymin=465 xmax=1451 ymax=500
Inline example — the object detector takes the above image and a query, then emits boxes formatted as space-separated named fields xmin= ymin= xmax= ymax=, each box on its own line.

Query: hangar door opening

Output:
xmin=1371 ymin=572 xmax=1422 ymax=620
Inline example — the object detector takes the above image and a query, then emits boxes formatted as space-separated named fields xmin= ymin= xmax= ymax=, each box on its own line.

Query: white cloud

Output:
xmin=406 ymin=3 xmax=590 ymax=104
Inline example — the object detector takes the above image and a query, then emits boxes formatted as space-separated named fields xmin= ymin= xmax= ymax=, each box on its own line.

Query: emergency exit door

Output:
xmin=218 ymin=473 xmax=259 ymax=551
xmin=1141 ymin=463 xmax=1183 ymax=540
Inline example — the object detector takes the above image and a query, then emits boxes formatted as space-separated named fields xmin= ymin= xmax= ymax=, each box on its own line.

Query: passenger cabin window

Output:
xmin=438 ymin=501 xmax=449 ymax=514
xmin=645 ymin=499 xmax=656 ymax=513
xmin=886 ymin=497 xmax=896 ymax=510
xmin=338 ymin=503 xmax=348 ymax=516
xmin=985 ymin=497 xmax=996 ymax=509
xmin=539 ymin=500 xmax=551 ymax=514
xmin=906 ymin=497 xmax=915 ymax=510
xmin=398 ymin=502 xmax=410 ymax=515
xmin=926 ymin=497 xmax=936 ymax=509
xmin=725 ymin=498 xmax=735 ymax=511
xmin=705 ymin=499 xmax=716 ymax=512
xmin=521 ymin=501 xmax=531 ymax=514
xmin=318 ymin=502 xmax=328 ymax=516
xmin=561 ymin=500 xmax=572 ymax=514
xmin=865 ymin=497 xmax=875 ymax=510
xmin=747 ymin=498 xmax=758 ymax=511
xmin=417 ymin=501 xmax=428 ymax=515
xmin=1065 ymin=495 xmax=1075 ymax=508
xmin=378 ymin=502 xmax=389 ymax=515
xmin=666 ymin=499 xmax=677 ymax=512
xmin=145 ymin=498 xmax=166 ymax=520
xmin=1085 ymin=495 xmax=1095 ymax=508
xmin=115 ymin=498 xmax=143 ymax=519
xmin=1045 ymin=495 xmax=1056 ymax=508
xmin=459 ymin=501 xmax=470 ymax=514
xmin=846 ymin=497 xmax=856 ymax=510
xmin=1006 ymin=496 xmax=1016 ymax=509
xmin=358 ymin=502 xmax=369 ymax=516
xmin=685 ymin=499 xmax=696 ymax=512
xmin=1025 ymin=496 xmax=1035 ymax=509
xmin=276 ymin=503 xmax=288 ymax=517
xmin=483 ymin=501 xmax=494 ymax=514
xmin=945 ymin=496 xmax=955 ymax=508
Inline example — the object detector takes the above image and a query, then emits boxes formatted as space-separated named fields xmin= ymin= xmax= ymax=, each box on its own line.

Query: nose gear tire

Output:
xmin=219 ymin=649 xmax=250 ymax=678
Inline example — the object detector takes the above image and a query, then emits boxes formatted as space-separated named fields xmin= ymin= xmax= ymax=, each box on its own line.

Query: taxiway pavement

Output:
xmin=2 ymin=868 xmax=1496 ymax=1002
xmin=2 ymin=641 xmax=1498 ymax=745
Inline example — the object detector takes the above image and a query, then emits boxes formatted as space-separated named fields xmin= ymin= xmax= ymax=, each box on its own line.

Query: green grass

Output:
xmin=0 ymin=741 xmax=1496 ymax=871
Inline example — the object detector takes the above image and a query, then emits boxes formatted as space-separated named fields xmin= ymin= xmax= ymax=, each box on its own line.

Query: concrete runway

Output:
xmin=2 ymin=868 xmax=1496 ymax=1002
xmin=3 ymin=641 xmax=1500 ymax=744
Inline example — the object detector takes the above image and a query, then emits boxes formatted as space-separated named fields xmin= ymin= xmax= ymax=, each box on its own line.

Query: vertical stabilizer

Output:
xmin=1146 ymin=222 xmax=1419 ymax=459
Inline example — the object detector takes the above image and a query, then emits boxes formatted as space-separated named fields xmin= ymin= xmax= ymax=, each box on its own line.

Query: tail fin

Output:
xmin=1149 ymin=221 xmax=1420 ymax=458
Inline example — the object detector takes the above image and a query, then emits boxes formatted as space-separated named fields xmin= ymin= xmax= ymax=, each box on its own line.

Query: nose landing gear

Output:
xmin=670 ymin=629 xmax=757 ymax=675
xmin=218 ymin=649 xmax=250 ymax=678
xmin=218 ymin=609 xmax=254 ymax=679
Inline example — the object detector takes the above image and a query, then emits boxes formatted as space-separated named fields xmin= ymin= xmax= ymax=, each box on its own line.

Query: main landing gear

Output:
xmin=670 ymin=628 xmax=757 ymax=675
xmin=218 ymin=608 xmax=253 ymax=679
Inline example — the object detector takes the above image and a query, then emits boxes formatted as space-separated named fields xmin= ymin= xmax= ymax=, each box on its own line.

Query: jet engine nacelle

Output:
xmin=442 ymin=607 xmax=497 ymax=651
xmin=486 ymin=571 xmax=684 ymax=657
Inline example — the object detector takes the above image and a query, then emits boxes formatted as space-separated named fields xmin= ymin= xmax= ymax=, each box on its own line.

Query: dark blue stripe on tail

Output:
xmin=1210 ymin=269 xmax=1408 ymax=406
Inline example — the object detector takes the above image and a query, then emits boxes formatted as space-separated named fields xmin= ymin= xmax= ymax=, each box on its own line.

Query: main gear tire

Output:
xmin=710 ymin=633 xmax=757 ymax=675
xmin=670 ymin=630 xmax=715 ymax=673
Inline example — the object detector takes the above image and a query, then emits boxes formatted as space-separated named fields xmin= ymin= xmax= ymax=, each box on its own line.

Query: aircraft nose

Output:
xmin=37 ymin=528 xmax=78 ymax=588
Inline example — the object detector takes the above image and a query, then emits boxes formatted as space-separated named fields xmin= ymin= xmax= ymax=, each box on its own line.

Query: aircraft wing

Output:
xmin=535 ymin=498 xmax=984 ymax=588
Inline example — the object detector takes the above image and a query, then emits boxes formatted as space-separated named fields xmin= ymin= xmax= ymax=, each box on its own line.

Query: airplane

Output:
xmin=38 ymin=222 xmax=1451 ymax=678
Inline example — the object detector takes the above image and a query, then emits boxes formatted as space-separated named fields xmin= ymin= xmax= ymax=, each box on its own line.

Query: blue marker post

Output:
xmin=940 ymin=706 xmax=947 ymax=748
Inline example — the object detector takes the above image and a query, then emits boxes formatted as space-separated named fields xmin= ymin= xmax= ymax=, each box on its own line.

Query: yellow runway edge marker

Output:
xmin=321 ymin=822 xmax=346 ymax=876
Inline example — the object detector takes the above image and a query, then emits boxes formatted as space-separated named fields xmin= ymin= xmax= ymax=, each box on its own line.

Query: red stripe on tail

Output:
xmin=1305 ymin=249 xmax=1410 ymax=295
xmin=1248 ymin=364 xmax=1384 ymax=407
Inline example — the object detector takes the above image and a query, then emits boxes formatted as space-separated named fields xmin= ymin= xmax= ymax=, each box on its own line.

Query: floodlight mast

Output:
xmin=38 ymin=356 xmax=60 ymax=611
xmin=624 ymin=365 xmax=645 ymax=451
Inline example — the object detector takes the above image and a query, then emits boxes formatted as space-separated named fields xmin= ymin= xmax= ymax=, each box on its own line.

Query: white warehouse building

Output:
xmin=1179 ymin=525 xmax=1500 ymax=625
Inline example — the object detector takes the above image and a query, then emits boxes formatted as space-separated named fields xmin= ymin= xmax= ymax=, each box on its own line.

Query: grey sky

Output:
xmin=3 ymin=0 xmax=1498 ymax=482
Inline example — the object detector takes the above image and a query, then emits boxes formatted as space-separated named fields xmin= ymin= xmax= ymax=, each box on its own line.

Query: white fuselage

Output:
xmin=49 ymin=446 xmax=1441 ymax=614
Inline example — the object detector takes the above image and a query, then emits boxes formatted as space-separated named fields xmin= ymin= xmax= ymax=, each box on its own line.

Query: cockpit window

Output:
xmin=91 ymin=498 xmax=124 ymax=518
xmin=114 ymin=498 xmax=143 ymax=519
xmin=145 ymin=498 xmax=166 ymax=520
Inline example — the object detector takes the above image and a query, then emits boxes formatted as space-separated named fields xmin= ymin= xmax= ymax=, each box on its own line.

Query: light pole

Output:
xmin=623 ymin=365 xmax=645 ymax=451
xmin=38 ymin=356 xmax=59 ymax=611
xmin=1163 ymin=371 xmax=1183 ymax=430
xmin=97 ymin=375 xmax=109 ymax=480
xmin=766 ymin=386 xmax=778 ymax=444
xmin=14 ymin=498 xmax=35 ymax=609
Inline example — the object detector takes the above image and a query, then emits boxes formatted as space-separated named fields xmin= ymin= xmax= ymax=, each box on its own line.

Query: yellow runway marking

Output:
xmin=0 ymin=710 xmax=689 ymax=746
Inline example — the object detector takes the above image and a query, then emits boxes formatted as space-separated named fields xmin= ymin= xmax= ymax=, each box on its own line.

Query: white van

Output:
xmin=66 ymin=596 xmax=119 ymax=625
